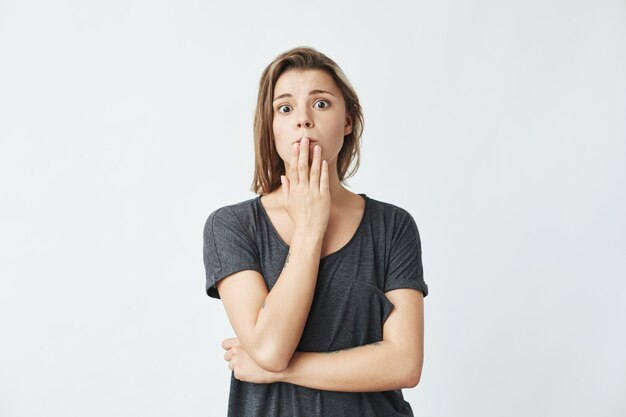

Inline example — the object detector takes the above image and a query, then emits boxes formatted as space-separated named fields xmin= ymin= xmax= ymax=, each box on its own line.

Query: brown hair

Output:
xmin=250 ymin=46 xmax=364 ymax=195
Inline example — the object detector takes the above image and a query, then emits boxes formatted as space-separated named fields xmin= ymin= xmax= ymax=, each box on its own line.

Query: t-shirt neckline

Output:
xmin=256 ymin=193 xmax=369 ymax=262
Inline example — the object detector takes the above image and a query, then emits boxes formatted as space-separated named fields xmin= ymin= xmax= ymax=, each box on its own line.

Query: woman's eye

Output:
xmin=276 ymin=100 xmax=329 ymax=114
xmin=314 ymin=100 xmax=330 ymax=109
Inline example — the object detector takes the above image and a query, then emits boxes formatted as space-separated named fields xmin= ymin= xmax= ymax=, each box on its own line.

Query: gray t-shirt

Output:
xmin=203 ymin=193 xmax=429 ymax=417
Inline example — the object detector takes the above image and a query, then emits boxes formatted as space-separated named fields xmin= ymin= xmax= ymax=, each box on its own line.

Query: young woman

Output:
xmin=203 ymin=46 xmax=429 ymax=416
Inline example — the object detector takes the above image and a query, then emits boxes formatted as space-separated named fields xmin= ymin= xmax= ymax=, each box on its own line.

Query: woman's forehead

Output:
xmin=273 ymin=68 xmax=339 ymax=95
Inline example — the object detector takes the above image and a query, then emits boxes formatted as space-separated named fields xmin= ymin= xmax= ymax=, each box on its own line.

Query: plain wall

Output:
xmin=1 ymin=0 xmax=625 ymax=416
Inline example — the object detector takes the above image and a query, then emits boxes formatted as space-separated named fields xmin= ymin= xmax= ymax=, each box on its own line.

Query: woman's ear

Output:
xmin=344 ymin=114 xmax=353 ymax=136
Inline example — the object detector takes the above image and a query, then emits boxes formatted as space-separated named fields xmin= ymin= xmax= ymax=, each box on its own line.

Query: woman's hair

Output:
xmin=250 ymin=46 xmax=364 ymax=195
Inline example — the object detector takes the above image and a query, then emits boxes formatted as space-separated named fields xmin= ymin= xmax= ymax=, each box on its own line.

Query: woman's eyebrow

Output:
xmin=273 ymin=89 xmax=336 ymax=102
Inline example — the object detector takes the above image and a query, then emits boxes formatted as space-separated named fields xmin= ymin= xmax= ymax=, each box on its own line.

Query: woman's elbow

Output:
xmin=402 ymin=361 xmax=422 ymax=388
xmin=252 ymin=345 xmax=292 ymax=373
xmin=257 ymin=356 xmax=290 ymax=373
xmin=404 ymin=370 xmax=421 ymax=388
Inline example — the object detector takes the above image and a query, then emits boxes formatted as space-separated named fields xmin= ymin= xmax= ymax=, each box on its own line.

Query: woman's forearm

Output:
xmin=251 ymin=229 xmax=324 ymax=372
xmin=275 ymin=340 xmax=416 ymax=392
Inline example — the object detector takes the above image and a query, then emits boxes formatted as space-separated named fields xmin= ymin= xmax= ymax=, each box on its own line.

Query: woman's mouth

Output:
xmin=294 ymin=136 xmax=317 ymax=144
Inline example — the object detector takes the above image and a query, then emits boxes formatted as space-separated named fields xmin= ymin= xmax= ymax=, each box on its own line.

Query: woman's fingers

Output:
xmin=309 ymin=144 xmax=321 ymax=193
xmin=320 ymin=159 xmax=329 ymax=195
xmin=289 ymin=142 xmax=299 ymax=188
xmin=221 ymin=338 xmax=238 ymax=350
xmin=297 ymin=137 xmax=310 ymax=187
xmin=280 ymin=138 xmax=331 ymax=233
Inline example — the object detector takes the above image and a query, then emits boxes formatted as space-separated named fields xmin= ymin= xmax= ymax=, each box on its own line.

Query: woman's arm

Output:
xmin=223 ymin=288 xmax=425 ymax=391
xmin=279 ymin=288 xmax=424 ymax=391
xmin=217 ymin=229 xmax=324 ymax=372
xmin=277 ymin=340 xmax=414 ymax=392
xmin=216 ymin=140 xmax=330 ymax=373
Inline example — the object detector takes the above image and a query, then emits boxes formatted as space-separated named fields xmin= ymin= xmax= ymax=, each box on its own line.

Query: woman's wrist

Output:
xmin=292 ymin=227 xmax=325 ymax=243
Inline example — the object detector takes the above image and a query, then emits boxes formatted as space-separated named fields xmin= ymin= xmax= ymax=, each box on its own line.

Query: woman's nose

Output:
xmin=296 ymin=114 xmax=313 ymax=129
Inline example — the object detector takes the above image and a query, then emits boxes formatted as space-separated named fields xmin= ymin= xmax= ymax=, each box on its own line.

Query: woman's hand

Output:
xmin=222 ymin=337 xmax=282 ymax=384
xmin=280 ymin=136 xmax=331 ymax=235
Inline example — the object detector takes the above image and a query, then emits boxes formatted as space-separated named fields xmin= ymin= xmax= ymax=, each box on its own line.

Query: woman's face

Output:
xmin=272 ymin=68 xmax=352 ymax=170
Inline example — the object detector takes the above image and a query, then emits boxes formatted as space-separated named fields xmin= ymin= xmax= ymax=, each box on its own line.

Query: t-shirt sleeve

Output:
xmin=383 ymin=210 xmax=429 ymax=297
xmin=203 ymin=207 xmax=263 ymax=299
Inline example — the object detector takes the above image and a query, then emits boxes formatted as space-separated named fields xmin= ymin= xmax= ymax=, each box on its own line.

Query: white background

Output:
xmin=1 ymin=0 xmax=625 ymax=416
